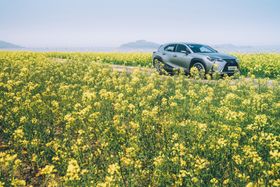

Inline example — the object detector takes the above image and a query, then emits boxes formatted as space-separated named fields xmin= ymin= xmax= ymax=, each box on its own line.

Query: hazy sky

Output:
xmin=0 ymin=0 xmax=279 ymax=47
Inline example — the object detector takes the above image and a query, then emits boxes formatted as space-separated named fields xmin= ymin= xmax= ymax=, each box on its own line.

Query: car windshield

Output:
xmin=187 ymin=44 xmax=217 ymax=53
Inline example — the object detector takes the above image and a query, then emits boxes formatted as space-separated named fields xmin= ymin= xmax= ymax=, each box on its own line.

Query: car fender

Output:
xmin=152 ymin=55 xmax=163 ymax=66
xmin=153 ymin=55 xmax=163 ymax=62
xmin=189 ymin=58 xmax=208 ymax=72
xmin=153 ymin=55 xmax=176 ymax=72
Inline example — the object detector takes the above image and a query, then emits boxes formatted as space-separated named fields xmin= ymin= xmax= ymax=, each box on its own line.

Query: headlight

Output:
xmin=207 ymin=56 xmax=224 ymax=62
xmin=236 ymin=58 xmax=240 ymax=63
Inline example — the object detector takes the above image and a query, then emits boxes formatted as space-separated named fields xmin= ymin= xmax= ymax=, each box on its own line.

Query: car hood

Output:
xmin=199 ymin=53 xmax=236 ymax=60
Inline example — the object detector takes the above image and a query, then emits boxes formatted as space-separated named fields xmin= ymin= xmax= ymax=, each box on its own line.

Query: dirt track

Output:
xmin=111 ymin=64 xmax=155 ymax=74
xmin=50 ymin=57 xmax=278 ymax=87
xmin=110 ymin=64 xmax=278 ymax=88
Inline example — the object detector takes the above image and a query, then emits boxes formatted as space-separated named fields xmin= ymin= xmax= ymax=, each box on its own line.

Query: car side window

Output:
xmin=175 ymin=44 xmax=190 ymax=53
xmin=164 ymin=44 xmax=176 ymax=52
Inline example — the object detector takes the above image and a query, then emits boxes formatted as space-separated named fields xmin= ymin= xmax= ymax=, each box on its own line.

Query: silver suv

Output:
xmin=152 ymin=43 xmax=240 ymax=75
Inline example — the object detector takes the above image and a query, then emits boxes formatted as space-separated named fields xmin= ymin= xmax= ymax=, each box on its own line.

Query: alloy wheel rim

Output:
xmin=193 ymin=63 xmax=205 ymax=72
xmin=155 ymin=59 xmax=162 ymax=72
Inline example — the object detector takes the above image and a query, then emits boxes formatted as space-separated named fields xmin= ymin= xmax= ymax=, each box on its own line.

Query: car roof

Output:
xmin=164 ymin=42 xmax=204 ymax=46
xmin=184 ymin=42 xmax=204 ymax=45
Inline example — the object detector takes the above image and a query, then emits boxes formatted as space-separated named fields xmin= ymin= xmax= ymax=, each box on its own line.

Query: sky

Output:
xmin=0 ymin=0 xmax=280 ymax=47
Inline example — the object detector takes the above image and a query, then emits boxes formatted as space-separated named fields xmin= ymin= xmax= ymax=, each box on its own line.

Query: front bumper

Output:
xmin=210 ymin=59 xmax=240 ymax=75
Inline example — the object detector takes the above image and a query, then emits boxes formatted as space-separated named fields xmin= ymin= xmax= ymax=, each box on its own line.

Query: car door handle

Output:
xmin=173 ymin=55 xmax=177 ymax=57
xmin=162 ymin=53 xmax=166 ymax=55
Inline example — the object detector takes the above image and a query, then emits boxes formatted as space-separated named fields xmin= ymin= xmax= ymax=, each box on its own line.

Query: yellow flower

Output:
xmin=37 ymin=165 xmax=56 ymax=176
xmin=246 ymin=182 xmax=255 ymax=187
xmin=270 ymin=150 xmax=280 ymax=159
xmin=192 ymin=177 xmax=199 ymax=183
xmin=107 ymin=163 xmax=120 ymax=175
xmin=64 ymin=159 xmax=80 ymax=181
xmin=223 ymin=179 xmax=229 ymax=185
xmin=254 ymin=114 xmax=268 ymax=126
xmin=121 ymin=156 xmax=133 ymax=167
xmin=210 ymin=178 xmax=218 ymax=184
xmin=13 ymin=128 xmax=24 ymax=139
xmin=31 ymin=118 xmax=38 ymax=125
xmin=19 ymin=116 xmax=27 ymax=124
xmin=0 ymin=181 xmax=4 ymax=187
xmin=154 ymin=156 xmax=164 ymax=167
xmin=11 ymin=179 xmax=26 ymax=186
xmin=130 ymin=121 xmax=139 ymax=130
xmin=170 ymin=102 xmax=178 ymax=107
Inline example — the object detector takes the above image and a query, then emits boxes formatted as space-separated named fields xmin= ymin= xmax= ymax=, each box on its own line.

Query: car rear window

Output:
xmin=164 ymin=44 xmax=176 ymax=52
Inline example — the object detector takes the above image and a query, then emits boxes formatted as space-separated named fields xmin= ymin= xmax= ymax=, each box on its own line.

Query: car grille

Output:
xmin=223 ymin=59 xmax=239 ymax=72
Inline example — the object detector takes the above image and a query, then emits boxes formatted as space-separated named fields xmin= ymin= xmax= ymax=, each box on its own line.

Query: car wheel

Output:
xmin=190 ymin=62 xmax=206 ymax=77
xmin=153 ymin=59 xmax=165 ymax=75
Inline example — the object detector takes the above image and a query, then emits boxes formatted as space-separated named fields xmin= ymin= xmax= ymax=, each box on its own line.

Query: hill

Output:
xmin=120 ymin=40 xmax=160 ymax=49
xmin=0 ymin=40 xmax=23 ymax=49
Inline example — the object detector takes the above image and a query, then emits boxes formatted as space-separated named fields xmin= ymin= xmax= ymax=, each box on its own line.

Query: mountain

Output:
xmin=213 ymin=44 xmax=253 ymax=51
xmin=120 ymin=40 xmax=160 ymax=49
xmin=0 ymin=40 xmax=23 ymax=49
xmin=213 ymin=44 xmax=280 ymax=53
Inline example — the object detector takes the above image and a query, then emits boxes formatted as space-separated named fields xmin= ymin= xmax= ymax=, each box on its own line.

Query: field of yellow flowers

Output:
xmin=45 ymin=52 xmax=280 ymax=78
xmin=0 ymin=51 xmax=280 ymax=186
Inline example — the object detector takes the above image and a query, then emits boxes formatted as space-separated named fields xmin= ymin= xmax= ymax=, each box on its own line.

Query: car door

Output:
xmin=170 ymin=44 xmax=192 ymax=69
xmin=161 ymin=44 xmax=179 ymax=68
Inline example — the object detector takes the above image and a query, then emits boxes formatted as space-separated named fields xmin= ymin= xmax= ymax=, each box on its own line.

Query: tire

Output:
xmin=153 ymin=59 xmax=166 ymax=75
xmin=190 ymin=61 xmax=206 ymax=77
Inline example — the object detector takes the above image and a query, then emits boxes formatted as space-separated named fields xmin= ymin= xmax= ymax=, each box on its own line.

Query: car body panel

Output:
xmin=171 ymin=52 xmax=192 ymax=69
